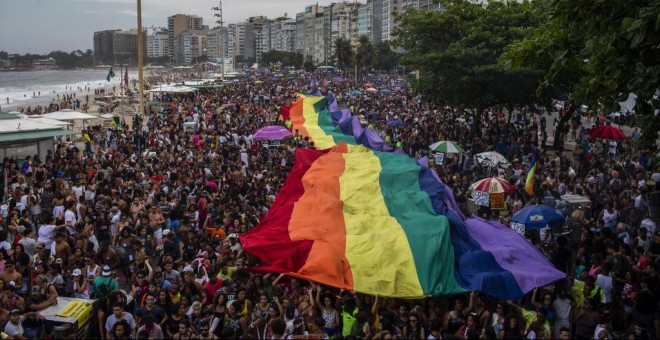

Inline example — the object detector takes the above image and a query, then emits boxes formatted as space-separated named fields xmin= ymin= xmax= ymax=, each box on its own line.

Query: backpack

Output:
xmin=95 ymin=277 xmax=116 ymax=300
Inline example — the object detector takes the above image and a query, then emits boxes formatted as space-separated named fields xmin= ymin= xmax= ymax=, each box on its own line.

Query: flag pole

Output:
xmin=137 ymin=0 xmax=145 ymax=118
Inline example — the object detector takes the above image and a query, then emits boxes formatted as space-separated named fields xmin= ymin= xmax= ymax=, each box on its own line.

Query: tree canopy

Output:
xmin=503 ymin=0 xmax=660 ymax=150
xmin=393 ymin=0 xmax=543 ymax=108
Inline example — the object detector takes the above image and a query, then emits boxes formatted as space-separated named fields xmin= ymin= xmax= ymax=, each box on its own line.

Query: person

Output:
xmin=105 ymin=302 xmax=137 ymax=339
xmin=135 ymin=292 xmax=167 ymax=329
xmin=172 ymin=320 xmax=195 ymax=339
xmin=93 ymin=265 xmax=119 ymax=299
xmin=594 ymin=311 xmax=613 ymax=339
xmin=558 ymin=326 xmax=571 ymax=339
xmin=71 ymin=268 xmax=89 ymax=298
xmin=4 ymin=309 xmax=44 ymax=339
xmin=111 ymin=319 xmax=133 ymax=340
xmin=136 ymin=314 xmax=164 ymax=339
xmin=0 ymin=259 xmax=23 ymax=291
xmin=197 ymin=320 xmax=219 ymax=339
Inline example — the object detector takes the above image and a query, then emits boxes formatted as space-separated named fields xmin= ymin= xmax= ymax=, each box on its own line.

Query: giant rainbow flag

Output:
xmin=241 ymin=93 xmax=565 ymax=300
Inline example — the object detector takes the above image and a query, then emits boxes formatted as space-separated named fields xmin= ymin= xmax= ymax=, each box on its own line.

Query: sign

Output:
xmin=434 ymin=152 xmax=445 ymax=165
xmin=473 ymin=191 xmax=490 ymax=207
xmin=510 ymin=222 xmax=526 ymax=235
xmin=58 ymin=300 xmax=93 ymax=328
xmin=490 ymin=192 xmax=505 ymax=210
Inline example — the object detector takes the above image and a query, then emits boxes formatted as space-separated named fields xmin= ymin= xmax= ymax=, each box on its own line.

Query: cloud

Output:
xmin=118 ymin=9 xmax=138 ymax=17
xmin=83 ymin=10 xmax=104 ymax=15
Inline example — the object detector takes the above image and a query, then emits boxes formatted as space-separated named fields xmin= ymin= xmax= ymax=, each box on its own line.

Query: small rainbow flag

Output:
xmin=525 ymin=151 xmax=538 ymax=196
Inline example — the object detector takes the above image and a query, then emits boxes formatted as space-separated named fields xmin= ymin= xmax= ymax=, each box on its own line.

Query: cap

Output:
xmin=162 ymin=229 xmax=171 ymax=236
xmin=10 ymin=309 xmax=20 ymax=315
xmin=228 ymin=233 xmax=237 ymax=239
xmin=102 ymin=265 xmax=112 ymax=276
xmin=72 ymin=269 xmax=82 ymax=276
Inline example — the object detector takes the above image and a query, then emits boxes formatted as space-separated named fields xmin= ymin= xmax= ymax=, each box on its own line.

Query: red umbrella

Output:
xmin=470 ymin=177 xmax=514 ymax=194
xmin=588 ymin=125 xmax=626 ymax=140
xmin=362 ymin=83 xmax=373 ymax=88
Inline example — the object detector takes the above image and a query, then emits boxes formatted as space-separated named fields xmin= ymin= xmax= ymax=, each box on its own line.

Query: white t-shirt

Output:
xmin=65 ymin=209 xmax=77 ymax=226
xmin=105 ymin=312 xmax=137 ymax=333
xmin=38 ymin=224 xmax=56 ymax=249
xmin=4 ymin=319 xmax=23 ymax=337
xmin=595 ymin=274 xmax=613 ymax=303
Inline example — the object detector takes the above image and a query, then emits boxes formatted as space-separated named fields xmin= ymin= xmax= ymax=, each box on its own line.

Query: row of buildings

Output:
xmin=93 ymin=0 xmax=442 ymax=66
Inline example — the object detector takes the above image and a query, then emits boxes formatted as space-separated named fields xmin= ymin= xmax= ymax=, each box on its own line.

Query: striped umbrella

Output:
xmin=470 ymin=177 xmax=514 ymax=194
xmin=429 ymin=141 xmax=464 ymax=153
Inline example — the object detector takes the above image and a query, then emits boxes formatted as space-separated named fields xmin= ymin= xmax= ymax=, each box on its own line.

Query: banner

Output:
xmin=473 ymin=191 xmax=490 ymax=207
xmin=490 ymin=192 xmax=505 ymax=210
xmin=434 ymin=152 xmax=445 ymax=165
xmin=58 ymin=300 xmax=94 ymax=328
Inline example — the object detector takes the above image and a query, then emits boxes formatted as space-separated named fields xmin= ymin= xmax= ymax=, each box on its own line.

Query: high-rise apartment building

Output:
xmin=357 ymin=1 xmax=373 ymax=40
xmin=167 ymin=14 xmax=203 ymax=59
xmin=113 ymin=29 xmax=145 ymax=55
xmin=147 ymin=28 xmax=169 ymax=58
xmin=93 ymin=30 xmax=120 ymax=62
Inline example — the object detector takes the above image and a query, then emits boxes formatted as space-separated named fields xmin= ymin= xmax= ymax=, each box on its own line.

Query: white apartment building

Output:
xmin=357 ymin=1 xmax=373 ymax=40
xmin=381 ymin=0 xmax=402 ymax=41
xmin=147 ymin=28 xmax=169 ymax=58
xmin=175 ymin=30 xmax=207 ymax=65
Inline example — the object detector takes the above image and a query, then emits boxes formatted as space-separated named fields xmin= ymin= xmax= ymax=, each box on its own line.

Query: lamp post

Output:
xmin=212 ymin=1 xmax=225 ymax=81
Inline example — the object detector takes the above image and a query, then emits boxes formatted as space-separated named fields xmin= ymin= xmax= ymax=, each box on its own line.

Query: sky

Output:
xmin=0 ymin=0 xmax=336 ymax=54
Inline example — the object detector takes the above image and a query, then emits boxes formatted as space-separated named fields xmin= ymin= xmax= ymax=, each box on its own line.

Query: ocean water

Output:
xmin=0 ymin=69 xmax=122 ymax=109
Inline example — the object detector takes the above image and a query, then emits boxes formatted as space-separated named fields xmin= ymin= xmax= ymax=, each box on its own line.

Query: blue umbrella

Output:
xmin=351 ymin=90 xmax=362 ymax=96
xmin=380 ymin=89 xmax=391 ymax=94
xmin=510 ymin=204 xmax=565 ymax=230
xmin=387 ymin=120 xmax=404 ymax=127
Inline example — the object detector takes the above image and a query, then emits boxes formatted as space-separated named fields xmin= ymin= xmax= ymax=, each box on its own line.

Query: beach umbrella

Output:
xmin=362 ymin=83 xmax=373 ymax=88
xmin=380 ymin=89 xmax=391 ymax=94
xmin=474 ymin=151 xmax=511 ymax=169
xmin=429 ymin=141 xmax=464 ymax=154
xmin=511 ymin=204 xmax=565 ymax=230
xmin=366 ymin=87 xmax=378 ymax=93
xmin=253 ymin=125 xmax=293 ymax=140
xmin=470 ymin=177 xmax=514 ymax=194
xmin=351 ymin=90 xmax=363 ymax=96
xmin=254 ymin=80 xmax=263 ymax=84
xmin=387 ymin=120 xmax=404 ymax=127
xmin=588 ymin=125 xmax=626 ymax=140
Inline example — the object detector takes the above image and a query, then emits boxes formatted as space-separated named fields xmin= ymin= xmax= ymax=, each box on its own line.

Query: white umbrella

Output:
xmin=474 ymin=151 xmax=511 ymax=169
xmin=366 ymin=87 xmax=378 ymax=93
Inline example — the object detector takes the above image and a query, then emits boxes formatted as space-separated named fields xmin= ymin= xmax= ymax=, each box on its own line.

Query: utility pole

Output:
xmin=137 ymin=0 xmax=145 ymax=116
xmin=213 ymin=1 xmax=225 ymax=81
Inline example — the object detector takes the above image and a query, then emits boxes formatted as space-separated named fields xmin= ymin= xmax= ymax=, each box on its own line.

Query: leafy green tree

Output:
xmin=375 ymin=42 xmax=399 ymax=71
xmin=333 ymin=37 xmax=353 ymax=71
xmin=393 ymin=0 xmax=543 ymax=122
xmin=303 ymin=54 xmax=315 ymax=72
xmin=356 ymin=35 xmax=378 ymax=71
xmin=503 ymin=0 xmax=660 ymax=150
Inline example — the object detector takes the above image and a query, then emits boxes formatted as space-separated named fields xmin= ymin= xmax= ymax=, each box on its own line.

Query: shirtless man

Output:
xmin=148 ymin=205 xmax=165 ymax=246
xmin=0 ymin=260 xmax=23 ymax=291
xmin=51 ymin=231 xmax=72 ymax=263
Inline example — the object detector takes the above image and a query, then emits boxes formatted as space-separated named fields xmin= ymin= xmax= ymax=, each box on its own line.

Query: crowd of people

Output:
xmin=0 ymin=69 xmax=658 ymax=339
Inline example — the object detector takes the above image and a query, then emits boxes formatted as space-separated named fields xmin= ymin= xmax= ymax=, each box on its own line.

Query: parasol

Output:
xmin=474 ymin=151 xmax=511 ymax=169
xmin=253 ymin=125 xmax=293 ymax=140
xmin=429 ymin=141 xmax=464 ymax=154
xmin=588 ymin=125 xmax=626 ymax=140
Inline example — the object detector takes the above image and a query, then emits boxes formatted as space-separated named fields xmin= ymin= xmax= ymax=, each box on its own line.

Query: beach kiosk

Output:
xmin=40 ymin=297 xmax=95 ymax=338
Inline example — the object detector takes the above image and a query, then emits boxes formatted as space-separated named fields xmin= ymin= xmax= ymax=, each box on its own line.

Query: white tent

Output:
xmin=27 ymin=117 xmax=72 ymax=126
xmin=0 ymin=118 xmax=69 ymax=133
xmin=41 ymin=109 xmax=98 ymax=121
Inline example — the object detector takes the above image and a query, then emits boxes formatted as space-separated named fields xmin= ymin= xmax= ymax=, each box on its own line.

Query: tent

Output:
xmin=41 ymin=110 xmax=98 ymax=121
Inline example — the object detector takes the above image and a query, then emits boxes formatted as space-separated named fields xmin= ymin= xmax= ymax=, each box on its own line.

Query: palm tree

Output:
xmin=356 ymin=35 xmax=377 ymax=68
xmin=356 ymin=35 xmax=378 ymax=79
xmin=333 ymin=37 xmax=353 ymax=72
